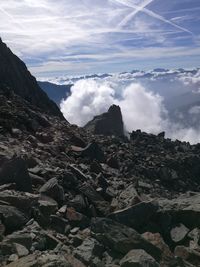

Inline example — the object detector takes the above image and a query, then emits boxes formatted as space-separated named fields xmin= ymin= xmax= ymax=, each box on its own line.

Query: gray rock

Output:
xmin=117 ymin=185 xmax=140 ymax=209
xmin=120 ymin=249 xmax=159 ymax=267
xmin=170 ymin=224 xmax=189 ymax=243
xmin=14 ymin=243 xmax=29 ymax=257
xmin=74 ymin=238 xmax=104 ymax=265
xmin=8 ymin=254 xmax=18 ymax=262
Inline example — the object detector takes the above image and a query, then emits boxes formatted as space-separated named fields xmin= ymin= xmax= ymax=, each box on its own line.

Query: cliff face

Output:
xmin=0 ymin=38 xmax=63 ymax=118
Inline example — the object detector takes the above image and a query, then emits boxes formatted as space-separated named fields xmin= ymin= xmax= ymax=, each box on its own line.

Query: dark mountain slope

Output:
xmin=0 ymin=38 xmax=63 ymax=118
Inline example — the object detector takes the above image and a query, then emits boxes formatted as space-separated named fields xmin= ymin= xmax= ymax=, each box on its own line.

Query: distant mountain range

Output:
xmin=38 ymin=81 xmax=72 ymax=106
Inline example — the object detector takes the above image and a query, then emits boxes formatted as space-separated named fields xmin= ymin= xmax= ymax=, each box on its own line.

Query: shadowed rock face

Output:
xmin=84 ymin=104 xmax=124 ymax=136
xmin=0 ymin=38 xmax=63 ymax=118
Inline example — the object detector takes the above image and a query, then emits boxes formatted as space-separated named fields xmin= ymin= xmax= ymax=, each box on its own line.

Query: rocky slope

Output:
xmin=1 ymin=41 xmax=200 ymax=267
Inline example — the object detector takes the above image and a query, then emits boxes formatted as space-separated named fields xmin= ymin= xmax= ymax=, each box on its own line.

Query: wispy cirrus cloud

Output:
xmin=0 ymin=0 xmax=199 ymax=76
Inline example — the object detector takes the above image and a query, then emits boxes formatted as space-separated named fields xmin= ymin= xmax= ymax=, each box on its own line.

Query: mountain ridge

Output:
xmin=0 ymin=38 xmax=63 ymax=118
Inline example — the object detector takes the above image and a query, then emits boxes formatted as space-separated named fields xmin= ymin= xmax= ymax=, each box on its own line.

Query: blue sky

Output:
xmin=0 ymin=0 xmax=200 ymax=77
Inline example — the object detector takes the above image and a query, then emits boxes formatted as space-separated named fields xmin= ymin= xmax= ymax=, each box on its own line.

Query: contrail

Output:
xmin=112 ymin=0 xmax=193 ymax=35
xmin=0 ymin=6 xmax=24 ymax=29
xmin=118 ymin=0 xmax=155 ymax=28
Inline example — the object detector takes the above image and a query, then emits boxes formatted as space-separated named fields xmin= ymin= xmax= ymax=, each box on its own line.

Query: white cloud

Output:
xmin=189 ymin=106 xmax=200 ymax=115
xmin=118 ymin=83 xmax=166 ymax=133
xmin=60 ymin=77 xmax=200 ymax=144
xmin=60 ymin=79 xmax=115 ymax=126
xmin=60 ymin=79 xmax=167 ymax=132
xmin=178 ymin=69 xmax=200 ymax=86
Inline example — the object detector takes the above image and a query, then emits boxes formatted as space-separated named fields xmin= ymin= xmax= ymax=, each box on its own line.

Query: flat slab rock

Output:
xmin=91 ymin=218 xmax=161 ymax=262
xmin=108 ymin=200 xmax=158 ymax=230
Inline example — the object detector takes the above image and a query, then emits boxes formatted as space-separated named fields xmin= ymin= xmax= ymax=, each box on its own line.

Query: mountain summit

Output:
xmin=84 ymin=104 xmax=124 ymax=136
xmin=0 ymin=38 xmax=63 ymax=118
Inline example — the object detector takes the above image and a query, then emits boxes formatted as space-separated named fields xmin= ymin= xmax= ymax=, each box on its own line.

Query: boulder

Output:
xmin=170 ymin=223 xmax=189 ymax=244
xmin=0 ymin=190 xmax=38 ymax=213
xmin=0 ymin=157 xmax=32 ymax=192
xmin=158 ymin=192 xmax=200 ymax=229
xmin=142 ymin=232 xmax=175 ymax=266
xmin=39 ymin=178 xmax=64 ymax=204
xmin=4 ymin=232 xmax=32 ymax=250
xmin=117 ymin=184 xmax=140 ymax=210
xmin=120 ymin=249 xmax=159 ymax=267
xmin=108 ymin=201 xmax=158 ymax=230
xmin=0 ymin=205 xmax=28 ymax=233
xmin=13 ymin=243 xmax=29 ymax=257
xmin=91 ymin=218 xmax=161 ymax=261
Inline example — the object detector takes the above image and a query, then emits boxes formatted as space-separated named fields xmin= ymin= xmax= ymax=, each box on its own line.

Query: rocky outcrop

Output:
xmin=0 ymin=38 xmax=63 ymax=118
xmin=84 ymin=104 xmax=124 ymax=136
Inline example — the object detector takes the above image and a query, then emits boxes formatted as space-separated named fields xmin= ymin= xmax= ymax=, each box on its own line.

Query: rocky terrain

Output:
xmin=1 ymin=40 xmax=200 ymax=267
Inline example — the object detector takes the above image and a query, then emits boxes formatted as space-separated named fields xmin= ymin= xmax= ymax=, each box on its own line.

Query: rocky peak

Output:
xmin=0 ymin=38 xmax=63 ymax=118
xmin=84 ymin=104 xmax=124 ymax=136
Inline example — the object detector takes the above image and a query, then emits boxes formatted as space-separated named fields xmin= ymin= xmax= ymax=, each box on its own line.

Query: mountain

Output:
xmin=0 ymin=38 xmax=63 ymax=118
xmin=38 ymin=81 xmax=72 ymax=106
xmin=1 ymin=40 xmax=200 ymax=266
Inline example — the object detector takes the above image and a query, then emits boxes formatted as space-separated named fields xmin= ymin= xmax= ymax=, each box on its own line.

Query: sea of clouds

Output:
xmin=51 ymin=68 xmax=200 ymax=144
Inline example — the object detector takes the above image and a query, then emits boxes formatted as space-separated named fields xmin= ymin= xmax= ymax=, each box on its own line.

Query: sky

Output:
xmin=0 ymin=0 xmax=200 ymax=77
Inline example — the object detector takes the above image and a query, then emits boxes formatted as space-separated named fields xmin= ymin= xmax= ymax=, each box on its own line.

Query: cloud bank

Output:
xmin=60 ymin=78 xmax=200 ymax=144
